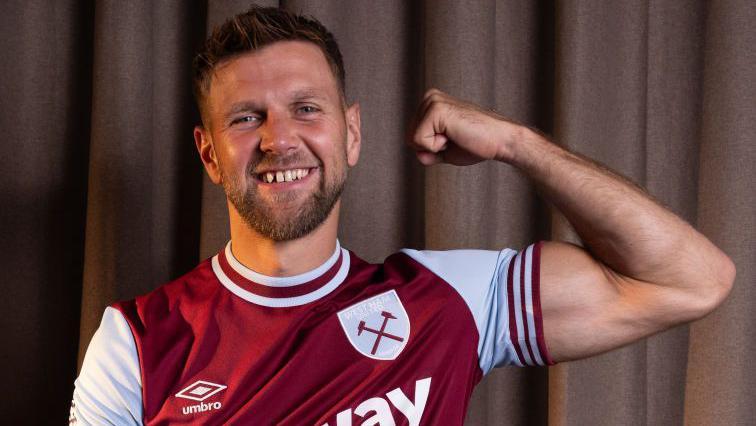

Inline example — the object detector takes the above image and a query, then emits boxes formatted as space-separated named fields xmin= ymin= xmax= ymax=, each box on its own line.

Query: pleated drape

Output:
xmin=1 ymin=1 xmax=753 ymax=424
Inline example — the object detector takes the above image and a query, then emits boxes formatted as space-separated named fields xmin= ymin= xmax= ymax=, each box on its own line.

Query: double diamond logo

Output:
xmin=175 ymin=380 xmax=228 ymax=402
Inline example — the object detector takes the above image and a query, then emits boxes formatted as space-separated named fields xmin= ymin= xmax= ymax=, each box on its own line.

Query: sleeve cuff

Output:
xmin=506 ymin=242 xmax=555 ymax=366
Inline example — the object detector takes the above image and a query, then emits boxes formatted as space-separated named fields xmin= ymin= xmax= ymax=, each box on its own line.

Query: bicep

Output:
xmin=539 ymin=241 xmax=695 ymax=362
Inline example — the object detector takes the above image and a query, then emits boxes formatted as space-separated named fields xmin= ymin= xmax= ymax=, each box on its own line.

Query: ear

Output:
xmin=194 ymin=125 xmax=222 ymax=185
xmin=345 ymin=102 xmax=361 ymax=167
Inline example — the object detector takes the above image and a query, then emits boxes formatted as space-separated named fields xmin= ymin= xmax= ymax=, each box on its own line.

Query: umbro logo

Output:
xmin=176 ymin=380 xmax=227 ymax=415
xmin=176 ymin=380 xmax=227 ymax=401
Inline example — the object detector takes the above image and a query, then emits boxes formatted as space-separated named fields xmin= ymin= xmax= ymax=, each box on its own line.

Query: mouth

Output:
xmin=253 ymin=167 xmax=319 ymax=185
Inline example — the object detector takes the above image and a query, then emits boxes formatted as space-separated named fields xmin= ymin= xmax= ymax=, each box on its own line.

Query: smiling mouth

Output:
xmin=256 ymin=167 xmax=316 ymax=184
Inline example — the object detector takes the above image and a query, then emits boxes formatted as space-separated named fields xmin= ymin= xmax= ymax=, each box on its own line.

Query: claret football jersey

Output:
xmin=70 ymin=240 xmax=552 ymax=425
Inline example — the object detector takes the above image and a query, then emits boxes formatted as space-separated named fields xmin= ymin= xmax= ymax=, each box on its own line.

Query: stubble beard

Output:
xmin=222 ymin=152 xmax=346 ymax=242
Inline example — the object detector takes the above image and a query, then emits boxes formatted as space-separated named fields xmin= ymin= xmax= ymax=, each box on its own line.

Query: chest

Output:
xmin=139 ymin=278 xmax=481 ymax=425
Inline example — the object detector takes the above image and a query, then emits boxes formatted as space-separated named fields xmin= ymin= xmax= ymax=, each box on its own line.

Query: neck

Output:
xmin=226 ymin=200 xmax=341 ymax=277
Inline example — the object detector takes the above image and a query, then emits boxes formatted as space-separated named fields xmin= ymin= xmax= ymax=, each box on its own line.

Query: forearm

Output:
xmin=499 ymin=125 xmax=734 ymax=296
xmin=409 ymin=88 xmax=734 ymax=357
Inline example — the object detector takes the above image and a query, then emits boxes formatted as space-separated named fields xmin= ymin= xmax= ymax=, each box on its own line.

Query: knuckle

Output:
xmin=427 ymin=100 xmax=445 ymax=116
xmin=411 ymin=129 xmax=425 ymax=144
xmin=424 ymin=88 xmax=443 ymax=100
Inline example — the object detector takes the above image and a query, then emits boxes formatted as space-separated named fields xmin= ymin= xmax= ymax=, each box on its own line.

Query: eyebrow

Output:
xmin=225 ymin=101 xmax=263 ymax=118
xmin=289 ymin=88 xmax=328 ymax=103
xmin=223 ymin=88 xmax=330 ymax=118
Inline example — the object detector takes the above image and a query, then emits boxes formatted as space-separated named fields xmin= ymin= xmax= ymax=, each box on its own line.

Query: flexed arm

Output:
xmin=408 ymin=89 xmax=735 ymax=362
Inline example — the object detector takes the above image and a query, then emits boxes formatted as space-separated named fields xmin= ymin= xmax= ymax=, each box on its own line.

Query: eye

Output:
xmin=297 ymin=105 xmax=320 ymax=114
xmin=230 ymin=115 xmax=261 ymax=126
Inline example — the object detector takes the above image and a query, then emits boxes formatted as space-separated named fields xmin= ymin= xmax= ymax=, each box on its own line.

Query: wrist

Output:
xmin=494 ymin=122 xmax=538 ymax=164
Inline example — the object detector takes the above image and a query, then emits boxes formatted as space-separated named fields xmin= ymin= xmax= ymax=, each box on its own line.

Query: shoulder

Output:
xmin=71 ymin=258 xmax=218 ymax=424
xmin=72 ymin=307 xmax=143 ymax=425
xmin=114 ymin=257 xmax=217 ymax=326
xmin=383 ymin=247 xmax=516 ymax=328
xmin=393 ymin=244 xmax=552 ymax=370
xmin=396 ymin=247 xmax=515 ymax=285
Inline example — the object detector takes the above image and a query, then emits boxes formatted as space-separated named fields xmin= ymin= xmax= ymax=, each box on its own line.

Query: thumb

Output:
xmin=414 ymin=133 xmax=448 ymax=165
xmin=416 ymin=150 xmax=444 ymax=166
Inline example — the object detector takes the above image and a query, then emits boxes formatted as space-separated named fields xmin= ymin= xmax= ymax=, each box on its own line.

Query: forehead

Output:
xmin=207 ymin=41 xmax=340 ymax=109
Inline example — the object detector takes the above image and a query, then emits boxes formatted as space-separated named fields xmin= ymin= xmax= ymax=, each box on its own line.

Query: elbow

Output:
xmin=714 ymin=254 xmax=736 ymax=306
xmin=693 ymin=253 xmax=736 ymax=319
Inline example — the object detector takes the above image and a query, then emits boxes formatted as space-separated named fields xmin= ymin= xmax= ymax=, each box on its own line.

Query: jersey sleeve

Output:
xmin=70 ymin=306 xmax=143 ymax=425
xmin=400 ymin=242 xmax=554 ymax=374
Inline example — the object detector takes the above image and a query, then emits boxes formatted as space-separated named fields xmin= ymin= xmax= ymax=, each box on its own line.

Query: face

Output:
xmin=195 ymin=41 xmax=361 ymax=241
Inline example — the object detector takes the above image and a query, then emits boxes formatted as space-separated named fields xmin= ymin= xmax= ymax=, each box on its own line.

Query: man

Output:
xmin=70 ymin=5 xmax=735 ymax=425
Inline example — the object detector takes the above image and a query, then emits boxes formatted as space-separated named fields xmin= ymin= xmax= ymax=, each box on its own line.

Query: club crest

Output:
xmin=337 ymin=290 xmax=410 ymax=360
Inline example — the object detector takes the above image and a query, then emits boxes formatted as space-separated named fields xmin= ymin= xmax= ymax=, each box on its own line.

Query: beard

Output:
xmin=221 ymin=151 xmax=346 ymax=242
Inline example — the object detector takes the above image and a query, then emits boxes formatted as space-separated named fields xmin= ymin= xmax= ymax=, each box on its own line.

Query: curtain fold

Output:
xmin=685 ymin=1 xmax=756 ymax=425
xmin=1 ymin=1 xmax=753 ymax=424
xmin=551 ymin=3 xmax=651 ymax=425
xmin=0 ymin=1 xmax=93 ymax=423
xmin=78 ymin=0 xmax=206 ymax=370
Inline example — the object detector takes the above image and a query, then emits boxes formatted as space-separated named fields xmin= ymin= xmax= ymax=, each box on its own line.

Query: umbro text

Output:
xmin=182 ymin=401 xmax=222 ymax=415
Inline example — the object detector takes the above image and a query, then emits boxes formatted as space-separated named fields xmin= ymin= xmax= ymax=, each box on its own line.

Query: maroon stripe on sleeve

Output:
xmin=531 ymin=241 xmax=555 ymax=365
xmin=217 ymin=249 xmax=343 ymax=298
xmin=519 ymin=247 xmax=538 ymax=366
xmin=507 ymin=254 xmax=526 ymax=366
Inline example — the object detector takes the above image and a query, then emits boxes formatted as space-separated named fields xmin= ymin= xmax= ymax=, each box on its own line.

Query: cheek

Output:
xmin=221 ymin=136 xmax=257 ymax=172
xmin=304 ymin=121 xmax=349 ymax=161
xmin=304 ymin=129 xmax=345 ymax=161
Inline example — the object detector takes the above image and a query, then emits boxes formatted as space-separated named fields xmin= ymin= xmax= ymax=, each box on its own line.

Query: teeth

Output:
xmin=261 ymin=168 xmax=312 ymax=183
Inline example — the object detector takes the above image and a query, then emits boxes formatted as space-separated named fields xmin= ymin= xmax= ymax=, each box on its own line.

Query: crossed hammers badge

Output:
xmin=358 ymin=311 xmax=406 ymax=355
xmin=337 ymin=290 xmax=410 ymax=360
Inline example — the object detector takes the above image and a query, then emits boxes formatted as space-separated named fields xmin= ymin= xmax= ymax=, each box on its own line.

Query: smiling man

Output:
xmin=197 ymin=39 xmax=360 ymax=276
xmin=70 ymin=5 xmax=735 ymax=426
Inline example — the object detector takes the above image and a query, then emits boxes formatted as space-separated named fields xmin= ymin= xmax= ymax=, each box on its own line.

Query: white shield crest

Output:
xmin=337 ymin=290 xmax=410 ymax=360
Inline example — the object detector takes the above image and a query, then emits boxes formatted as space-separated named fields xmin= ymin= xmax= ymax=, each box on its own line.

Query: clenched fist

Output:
xmin=407 ymin=89 xmax=523 ymax=166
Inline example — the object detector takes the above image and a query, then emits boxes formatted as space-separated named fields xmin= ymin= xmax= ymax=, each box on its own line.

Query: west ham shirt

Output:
xmin=70 ymin=241 xmax=552 ymax=425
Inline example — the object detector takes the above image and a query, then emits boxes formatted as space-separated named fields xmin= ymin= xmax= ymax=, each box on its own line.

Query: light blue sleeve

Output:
xmin=70 ymin=307 xmax=143 ymax=425
xmin=401 ymin=243 xmax=552 ymax=374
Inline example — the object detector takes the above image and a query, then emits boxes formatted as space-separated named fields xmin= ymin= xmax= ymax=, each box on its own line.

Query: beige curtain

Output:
xmin=2 ymin=1 xmax=753 ymax=424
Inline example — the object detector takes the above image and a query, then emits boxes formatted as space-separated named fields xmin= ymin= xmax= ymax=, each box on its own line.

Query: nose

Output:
xmin=259 ymin=112 xmax=298 ymax=154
